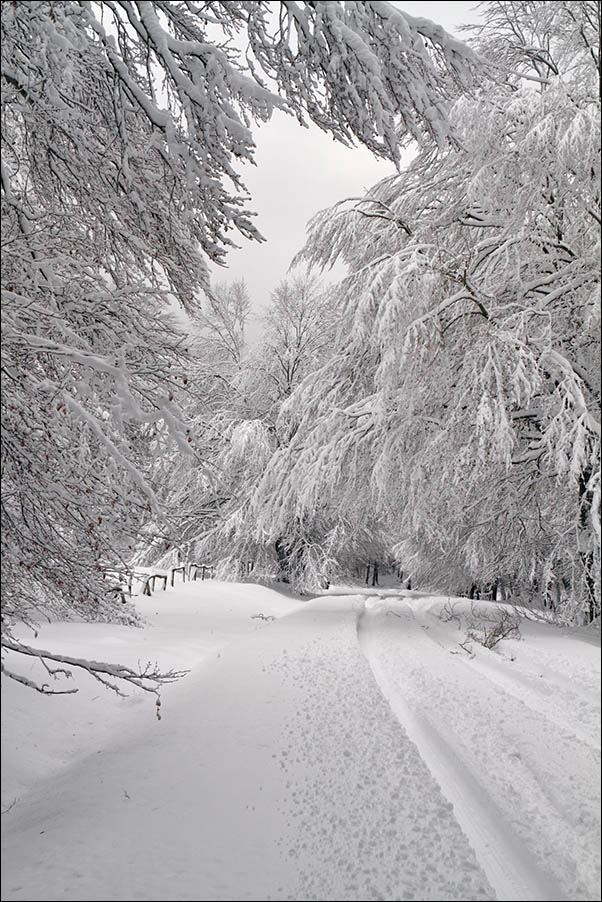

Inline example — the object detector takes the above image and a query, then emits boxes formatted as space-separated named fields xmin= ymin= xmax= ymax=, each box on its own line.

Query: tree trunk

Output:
xmin=371 ymin=561 xmax=379 ymax=587
xmin=275 ymin=539 xmax=290 ymax=583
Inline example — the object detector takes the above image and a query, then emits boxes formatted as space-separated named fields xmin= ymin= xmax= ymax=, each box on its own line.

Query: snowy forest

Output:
xmin=1 ymin=0 xmax=600 ymax=684
xmin=1 ymin=4 xmax=601 ymax=902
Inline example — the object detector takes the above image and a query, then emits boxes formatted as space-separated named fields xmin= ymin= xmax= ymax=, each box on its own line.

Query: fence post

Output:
xmin=171 ymin=565 xmax=186 ymax=585
xmin=188 ymin=563 xmax=199 ymax=581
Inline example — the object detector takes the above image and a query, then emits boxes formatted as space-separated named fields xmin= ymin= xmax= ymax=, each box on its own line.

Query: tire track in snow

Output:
xmin=412 ymin=603 xmax=601 ymax=752
xmin=356 ymin=599 xmax=569 ymax=902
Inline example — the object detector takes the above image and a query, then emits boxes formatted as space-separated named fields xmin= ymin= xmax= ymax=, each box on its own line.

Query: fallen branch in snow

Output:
xmin=1 ymin=637 xmax=188 ymax=702
xmin=458 ymin=640 xmax=475 ymax=658
xmin=440 ymin=600 xmax=464 ymax=630
xmin=440 ymin=601 xmax=521 ymax=653
xmin=466 ymin=605 xmax=521 ymax=649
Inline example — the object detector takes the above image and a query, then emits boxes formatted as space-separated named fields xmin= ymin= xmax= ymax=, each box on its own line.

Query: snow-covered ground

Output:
xmin=1 ymin=580 xmax=600 ymax=902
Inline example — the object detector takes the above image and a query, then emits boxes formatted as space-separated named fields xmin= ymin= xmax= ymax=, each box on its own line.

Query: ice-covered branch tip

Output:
xmin=1 ymin=638 xmax=189 ymax=698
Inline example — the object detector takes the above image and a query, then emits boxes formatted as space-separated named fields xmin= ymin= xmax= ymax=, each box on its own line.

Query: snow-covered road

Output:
xmin=1 ymin=583 xmax=600 ymax=901
xmin=358 ymin=596 xmax=597 ymax=901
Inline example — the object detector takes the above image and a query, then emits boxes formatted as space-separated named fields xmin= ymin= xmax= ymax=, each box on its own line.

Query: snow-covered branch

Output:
xmin=2 ymin=636 xmax=188 ymax=698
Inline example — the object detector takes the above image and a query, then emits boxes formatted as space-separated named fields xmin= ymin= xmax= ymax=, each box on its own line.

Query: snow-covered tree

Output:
xmin=129 ymin=280 xmax=254 ymax=572
xmin=1 ymin=0 xmax=489 ymax=688
xmin=232 ymin=273 xmax=341 ymax=424
xmin=261 ymin=275 xmax=338 ymax=399
xmin=194 ymin=280 xmax=251 ymax=371
xmin=249 ymin=1 xmax=601 ymax=617
xmin=152 ymin=273 xmax=342 ymax=585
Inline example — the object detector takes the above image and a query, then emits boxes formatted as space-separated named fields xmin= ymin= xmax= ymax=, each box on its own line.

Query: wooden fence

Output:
xmin=108 ymin=561 xmax=217 ymax=599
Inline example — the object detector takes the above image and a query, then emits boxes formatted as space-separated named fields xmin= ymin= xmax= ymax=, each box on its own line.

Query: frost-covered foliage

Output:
xmin=129 ymin=280 xmax=253 ymax=569
xmin=249 ymin=1 xmax=601 ymax=618
xmin=2 ymin=2 xmax=197 ymax=643
xmin=159 ymin=275 xmax=348 ymax=584
xmin=470 ymin=0 xmax=600 ymax=88
xmin=251 ymin=274 xmax=341 ymax=410
xmin=194 ymin=280 xmax=251 ymax=370
xmin=1 ymin=0 xmax=485 ymax=670
xmin=131 ymin=275 xmax=342 ymax=575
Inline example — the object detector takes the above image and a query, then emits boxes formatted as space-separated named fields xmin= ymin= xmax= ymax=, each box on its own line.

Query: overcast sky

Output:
xmin=208 ymin=2 xmax=482 ymax=335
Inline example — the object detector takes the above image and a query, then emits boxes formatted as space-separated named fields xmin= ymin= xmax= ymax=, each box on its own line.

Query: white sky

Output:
xmin=208 ymin=2 xmax=482 ymax=334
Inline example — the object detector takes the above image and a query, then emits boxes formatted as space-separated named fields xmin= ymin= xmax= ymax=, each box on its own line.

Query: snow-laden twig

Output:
xmin=1 ymin=638 xmax=188 ymax=698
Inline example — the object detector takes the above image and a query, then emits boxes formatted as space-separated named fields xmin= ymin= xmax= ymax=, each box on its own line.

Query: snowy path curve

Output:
xmin=2 ymin=584 xmax=600 ymax=902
